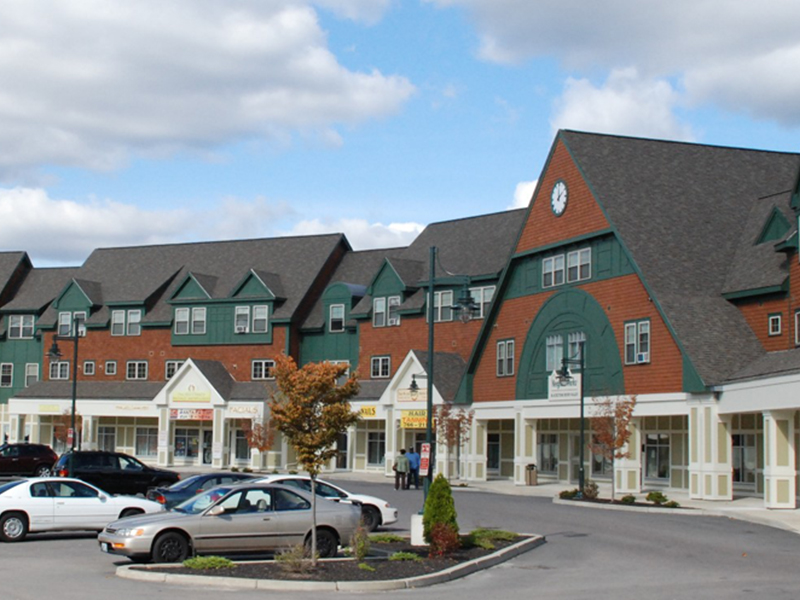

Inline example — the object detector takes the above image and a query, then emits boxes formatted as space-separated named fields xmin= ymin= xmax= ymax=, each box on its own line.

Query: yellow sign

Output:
xmin=359 ymin=405 xmax=377 ymax=418
xmin=38 ymin=404 xmax=60 ymax=413
xmin=173 ymin=390 xmax=211 ymax=403
xmin=401 ymin=409 xmax=427 ymax=429
xmin=397 ymin=388 xmax=426 ymax=403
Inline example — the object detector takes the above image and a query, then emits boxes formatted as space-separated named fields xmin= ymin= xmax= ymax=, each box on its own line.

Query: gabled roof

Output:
xmin=0 ymin=251 xmax=30 ymax=307
xmin=411 ymin=349 xmax=466 ymax=403
xmin=0 ymin=267 xmax=79 ymax=313
xmin=560 ymin=130 xmax=800 ymax=386
xmin=38 ymin=234 xmax=349 ymax=327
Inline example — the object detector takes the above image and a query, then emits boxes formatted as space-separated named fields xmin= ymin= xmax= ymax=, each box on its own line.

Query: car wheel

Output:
xmin=360 ymin=506 xmax=381 ymax=532
xmin=310 ymin=529 xmax=338 ymax=558
xmin=119 ymin=508 xmax=143 ymax=519
xmin=151 ymin=532 xmax=190 ymax=563
xmin=34 ymin=465 xmax=51 ymax=477
xmin=0 ymin=512 xmax=28 ymax=543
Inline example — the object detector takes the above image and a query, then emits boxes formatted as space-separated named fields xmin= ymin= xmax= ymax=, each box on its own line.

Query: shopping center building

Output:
xmin=4 ymin=130 xmax=800 ymax=508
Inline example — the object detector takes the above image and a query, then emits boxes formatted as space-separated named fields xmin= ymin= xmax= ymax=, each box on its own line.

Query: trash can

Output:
xmin=525 ymin=464 xmax=538 ymax=486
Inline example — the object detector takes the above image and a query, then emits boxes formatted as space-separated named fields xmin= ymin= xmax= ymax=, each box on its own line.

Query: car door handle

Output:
xmin=262 ymin=517 xmax=271 ymax=521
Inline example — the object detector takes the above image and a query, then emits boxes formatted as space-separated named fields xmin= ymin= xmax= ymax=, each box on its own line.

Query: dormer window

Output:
xmin=373 ymin=296 xmax=400 ymax=328
xmin=58 ymin=312 xmax=86 ymax=337
xmin=330 ymin=304 xmax=345 ymax=332
xmin=111 ymin=309 xmax=142 ymax=336
xmin=235 ymin=306 xmax=250 ymax=333
xmin=8 ymin=315 xmax=34 ymax=339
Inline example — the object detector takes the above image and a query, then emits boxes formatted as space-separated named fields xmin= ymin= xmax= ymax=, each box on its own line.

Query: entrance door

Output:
xmin=487 ymin=433 xmax=500 ymax=475
xmin=203 ymin=431 xmax=213 ymax=465
xmin=336 ymin=433 xmax=347 ymax=469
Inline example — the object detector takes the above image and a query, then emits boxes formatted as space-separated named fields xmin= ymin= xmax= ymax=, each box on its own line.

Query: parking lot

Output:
xmin=4 ymin=476 xmax=800 ymax=600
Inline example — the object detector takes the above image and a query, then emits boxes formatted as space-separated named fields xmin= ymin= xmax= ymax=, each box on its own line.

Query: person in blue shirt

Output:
xmin=406 ymin=446 xmax=421 ymax=490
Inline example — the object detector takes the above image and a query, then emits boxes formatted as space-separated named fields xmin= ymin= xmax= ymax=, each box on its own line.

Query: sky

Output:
xmin=3 ymin=1 xmax=800 ymax=267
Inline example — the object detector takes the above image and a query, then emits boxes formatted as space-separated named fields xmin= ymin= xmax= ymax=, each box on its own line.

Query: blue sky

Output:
xmin=3 ymin=1 xmax=800 ymax=266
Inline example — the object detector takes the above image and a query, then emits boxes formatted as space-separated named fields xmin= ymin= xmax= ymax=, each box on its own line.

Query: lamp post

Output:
xmin=558 ymin=341 xmax=585 ymax=498
xmin=410 ymin=246 xmax=476 ymax=506
xmin=47 ymin=314 xmax=83 ymax=476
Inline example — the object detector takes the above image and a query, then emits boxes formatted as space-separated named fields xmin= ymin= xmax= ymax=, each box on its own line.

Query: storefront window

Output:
xmin=367 ymin=431 xmax=385 ymax=466
xmin=136 ymin=428 xmax=158 ymax=457
xmin=732 ymin=434 xmax=757 ymax=484
xmin=97 ymin=426 xmax=116 ymax=452
xmin=645 ymin=433 xmax=670 ymax=479
xmin=234 ymin=429 xmax=250 ymax=461
xmin=174 ymin=428 xmax=200 ymax=458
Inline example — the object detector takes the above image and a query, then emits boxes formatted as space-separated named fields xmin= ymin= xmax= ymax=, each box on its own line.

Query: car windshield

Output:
xmin=0 ymin=480 xmax=25 ymax=495
xmin=173 ymin=485 xmax=234 ymax=514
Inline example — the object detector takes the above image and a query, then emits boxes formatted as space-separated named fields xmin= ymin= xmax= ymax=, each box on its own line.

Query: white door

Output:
xmin=50 ymin=480 xmax=117 ymax=530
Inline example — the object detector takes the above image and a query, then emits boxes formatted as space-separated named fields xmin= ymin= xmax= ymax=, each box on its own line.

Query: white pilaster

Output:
xmin=763 ymin=410 xmax=796 ymax=509
xmin=689 ymin=401 xmax=733 ymax=500
xmin=615 ymin=417 xmax=642 ymax=495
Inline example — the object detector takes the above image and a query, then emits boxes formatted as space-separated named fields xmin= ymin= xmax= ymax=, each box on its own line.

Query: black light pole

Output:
xmin=47 ymin=314 xmax=83 ymax=476
xmin=558 ymin=341 xmax=585 ymax=498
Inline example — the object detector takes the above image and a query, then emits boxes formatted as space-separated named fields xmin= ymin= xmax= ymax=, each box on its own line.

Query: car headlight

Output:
xmin=115 ymin=527 xmax=146 ymax=537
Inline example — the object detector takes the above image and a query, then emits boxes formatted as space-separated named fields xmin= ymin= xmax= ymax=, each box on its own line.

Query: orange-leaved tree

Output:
xmin=589 ymin=395 xmax=637 ymax=501
xmin=268 ymin=354 xmax=360 ymax=564
xmin=53 ymin=410 xmax=83 ymax=448
xmin=241 ymin=418 xmax=276 ymax=456
xmin=433 ymin=401 xmax=474 ymax=480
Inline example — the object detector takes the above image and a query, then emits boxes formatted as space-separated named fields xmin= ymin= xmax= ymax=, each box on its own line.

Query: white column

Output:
xmin=763 ymin=410 xmax=796 ymax=509
xmin=157 ymin=408 xmax=173 ymax=467
xmin=212 ymin=409 xmax=225 ymax=469
xmin=514 ymin=413 xmax=536 ymax=485
xmin=689 ymin=402 xmax=733 ymax=500
xmin=615 ymin=417 xmax=642 ymax=495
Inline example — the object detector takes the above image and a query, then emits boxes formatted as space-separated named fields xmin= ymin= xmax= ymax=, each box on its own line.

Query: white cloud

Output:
xmin=511 ymin=180 xmax=536 ymax=209
xmin=0 ymin=1 xmax=414 ymax=177
xmin=426 ymin=0 xmax=800 ymax=128
xmin=551 ymin=69 xmax=695 ymax=141
xmin=288 ymin=218 xmax=424 ymax=249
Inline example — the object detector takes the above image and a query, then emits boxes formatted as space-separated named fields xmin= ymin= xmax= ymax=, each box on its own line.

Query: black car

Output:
xmin=0 ymin=443 xmax=58 ymax=477
xmin=146 ymin=472 xmax=257 ymax=508
xmin=53 ymin=451 xmax=180 ymax=496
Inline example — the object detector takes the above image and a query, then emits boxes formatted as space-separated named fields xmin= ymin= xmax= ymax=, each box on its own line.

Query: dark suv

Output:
xmin=53 ymin=451 xmax=180 ymax=496
xmin=0 ymin=443 xmax=58 ymax=476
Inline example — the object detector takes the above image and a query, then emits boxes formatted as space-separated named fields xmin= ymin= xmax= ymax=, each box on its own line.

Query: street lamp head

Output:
xmin=456 ymin=287 xmax=478 ymax=323
xmin=47 ymin=340 xmax=62 ymax=360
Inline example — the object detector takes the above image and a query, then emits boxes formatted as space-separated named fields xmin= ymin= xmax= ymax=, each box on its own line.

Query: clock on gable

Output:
xmin=550 ymin=180 xmax=568 ymax=216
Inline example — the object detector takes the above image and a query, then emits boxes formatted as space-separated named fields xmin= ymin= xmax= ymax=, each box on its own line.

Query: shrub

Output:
xmin=347 ymin=525 xmax=371 ymax=563
xmin=620 ymin=494 xmax=636 ymax=505
xmin=242 ymin=467 xmax=252 ymax=473
xmin=559 ymin=488 xmax=579 ymax=499
xmin=369 ymin=533 xmax=406 ymax=544
xmin=582 ymin=480 xmax=599 ymax=500
xmin=423 ymin=474 xmax=459 ymax=543
xmin=276 ymin=544 xmax=316 ymax=573
xmin=463 ymin=528 xmax=518 ymax=550
xmin=428 ymin=522 xmax=461 ymax=558
xmin=288 ymin=469 xmax=299 ymax=475
xmin=230 ymin=466 xmax=239 ymax=472
xmin=646 ymin=491 xmax=669 ymax=506
xmin=182 ymin=556 xmax=236 ymax=570
xmin=664 ymin=500 xmax=680 ymax=509
xmin=390 ymin=551 xmax=423 ymax=562
xmin=358 ymin=562 xmax=375 ymax=572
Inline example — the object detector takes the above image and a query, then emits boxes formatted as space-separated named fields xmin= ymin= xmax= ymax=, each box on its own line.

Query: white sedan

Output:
xmin=255 ymin=474 xmax=398 ymax=532
xmin=0 ymin=477 xmax=164 ymax=542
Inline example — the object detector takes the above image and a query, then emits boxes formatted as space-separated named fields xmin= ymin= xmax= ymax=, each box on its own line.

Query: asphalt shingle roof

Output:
xmin=561 ymin=130 xmax=800 ymax=386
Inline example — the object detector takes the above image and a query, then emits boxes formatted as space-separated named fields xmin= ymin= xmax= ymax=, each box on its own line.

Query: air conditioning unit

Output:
xmin=637 ymin=352 xmax=649 ymax=364
xmin=235 ymin=325 xmax=249 ymax=334
xmin=388 ymin=317 xmax=400 ymax=326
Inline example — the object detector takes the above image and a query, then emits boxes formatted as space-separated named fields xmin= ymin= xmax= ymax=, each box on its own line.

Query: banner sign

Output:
xmin=359 ymin=405 xmax=377 ymax=418
xmin=400 ymin=409 xmax=427 ymax=429
xmin=548 ymin=370 xmax=582 ymax=401
xmin=170 ymin=408 xmax=213 ymax=421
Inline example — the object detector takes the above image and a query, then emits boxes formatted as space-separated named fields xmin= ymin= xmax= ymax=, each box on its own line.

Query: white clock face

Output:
xmin=551 ymin=181 xmax=568 ymax=216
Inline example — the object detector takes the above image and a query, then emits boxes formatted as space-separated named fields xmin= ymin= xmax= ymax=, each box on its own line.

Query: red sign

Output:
xmin=420 ymin=443 xmax=431 ymax=477
xmin=66 ymin=428 xmax=74 ymax=447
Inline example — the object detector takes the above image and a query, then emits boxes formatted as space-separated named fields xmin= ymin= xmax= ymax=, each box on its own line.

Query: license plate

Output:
xmin=101 ymin=542 xmax=109 ymax=553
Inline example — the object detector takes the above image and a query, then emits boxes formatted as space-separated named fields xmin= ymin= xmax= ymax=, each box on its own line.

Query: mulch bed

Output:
xmin=138 ymin=538 xmax=523 ymax=582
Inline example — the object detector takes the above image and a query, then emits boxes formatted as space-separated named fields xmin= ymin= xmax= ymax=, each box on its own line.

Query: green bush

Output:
xmin=230 ymin=466 xmax=239 ymax=472
xmin=582 ymin=480 xmax=599 ymax=500
xmin=347 ymin=525 xmax=371 ymax=562
xmin=182 ymin=556 xmax=236 ymax=570
xmin=276 ymin=544 xmax=316 ymax=573
xmin=664 ymin=500 xmax=680 ymax=508
xmin=559 ymin=488 xmax=579 ymax=499
xmin=423 ymin=474 xmax=459 ymax=544
xmin=358 ymin=562 xmax=375 ymax=571
xmin=620 ymin=494 xmax=636 ymax=505
xmin=242 ymin=467 xmax=253 ymax=473
xmin=428 ymin=522 xmax=461 ymax=558
xmin=389 ymin=551 xmax=423 ymax=562
xmin=646 ymin=491 xmax=669 ymax=505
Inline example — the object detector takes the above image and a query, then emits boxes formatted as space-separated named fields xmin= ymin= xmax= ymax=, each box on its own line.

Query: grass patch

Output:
xmin=389 ymin=551 xmax=423 ymax=562
xmin=369 ymin=533 xmax=406 ymax=543
xmin=462 ymin=528 xmax=519 ymax=550
xmin=182 ymin=556 xmax=236 ymax=570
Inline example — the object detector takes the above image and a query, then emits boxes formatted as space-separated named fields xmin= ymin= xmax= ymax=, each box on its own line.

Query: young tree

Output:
xmin=589 ymin=395 xmax=637 ymax=501
xmin=268 ymin=354 xmax=360 ymax=564
xmin=53 ymin=410 xmax=83 ymax=448
xmin=241 ymin=418 xmax=276 ymax=457
xmin=433 ymin=401 xmax=474 ymax=480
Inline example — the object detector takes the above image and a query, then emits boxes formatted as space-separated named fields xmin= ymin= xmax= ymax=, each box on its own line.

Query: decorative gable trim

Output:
xmin=756 ymin=207 xmax=791 ymax=245
xmin=229 ymin=269 xmax=283 ymax=301
xmin=169 ymin=273 xmax=215 ymax=301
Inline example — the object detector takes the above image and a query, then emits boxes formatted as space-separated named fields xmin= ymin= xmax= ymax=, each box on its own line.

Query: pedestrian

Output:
xmin=406 ymin=446 xmax=421 ymax=489
xmin=394 ymin=449 xmax=410 ymax=490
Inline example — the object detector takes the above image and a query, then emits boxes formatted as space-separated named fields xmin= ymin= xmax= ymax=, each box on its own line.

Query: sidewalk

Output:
xmin=325 ymin=470 xmax=800 ymax=536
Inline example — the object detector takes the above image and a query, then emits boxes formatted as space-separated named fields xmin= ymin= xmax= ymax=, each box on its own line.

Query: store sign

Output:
xmin=397 ymin=388 xmax=426 ymax=403
xmin=38 ymin=404 xmax=60 ymax=413
xmin=170 ymin=408 xmax=213 ymax=421
xmin=359 ymin=405 xmax=377 ymax=418
xmin=401 ymin=409 xmax=427 ymax=429
xmin=548 ymin=370 xmax=581 ymax=401
xmin=420 ymin=443 xmax=431 ymax=477
xmin=172 ymin=384 xmax=211 ymax=403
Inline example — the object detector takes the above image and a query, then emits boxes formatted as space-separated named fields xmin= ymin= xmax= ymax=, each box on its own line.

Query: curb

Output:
xmin=116 ymin=534 xmax=545 ymax=592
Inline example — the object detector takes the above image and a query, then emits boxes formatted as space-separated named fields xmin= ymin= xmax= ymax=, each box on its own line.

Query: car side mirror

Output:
xmin=98 ymin=494 xmax=108 ymax=501
xmin=207 ymin=505 xmax=226 ymax=517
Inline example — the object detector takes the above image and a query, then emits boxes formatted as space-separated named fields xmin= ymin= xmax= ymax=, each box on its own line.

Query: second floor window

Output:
xmin=105 ymin=361 xmax=117 ymax=376
xmin=433 ymin=291 xmax=453 ymax=322
xmin=58 ymin=311 xmax=86 ymax=337
xmin=769 ymin=314 xmax=782 ymax=336
xmin=470 ymin=286 xmax=496 ymax=319
xmin=165 ymin=360 xmax=185 ymax=380
xmin=112 ymin=309 xmax=142 ymax=336
xmin=373 ymin=296 xmax=400 ymax=327
xmin=126 ymin=361 xmax=148 ymax=380
xmin=50 ymin=361 xmax=69 ymax=380
xmin=252 ymin=305 xmax=269 ymax=333
xmin=235 ymin=306 xmax=250 ymax=333
xmin=83 ymin=361 xmax=95 ymax=376
xmin=625 ymin=320 xmax=651 ymax=364
xmin=25 ymin=363 xmax=38 ymax=387
xmin=174 ymin=308 xmax=189 ymax=335
xmin=8 ymin=315 xmax=34 ymax=339
xmin=496 ymin=339 xmax=515 ymax=376
xmin=371 ymin=356 xmax=390 ymax=378
xmin=329 ymin=304 xmax=345 ymax=332
xmin=0 ymin=363 xmax=12 ymax=387
xmin=191 ymin=307 xmax=206 ymax=335
xmin=252 ymin=359 xmax=275 ymax=380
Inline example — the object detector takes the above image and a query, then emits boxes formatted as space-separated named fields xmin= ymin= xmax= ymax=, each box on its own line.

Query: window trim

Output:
xmin=105 ymin=360 xmax=117 ymax=376
xmin=370 ymin=356 xmax=391 ymax=379
xmin=373 ymin=297 xmax=386 ymax=328
xmin=251 ymin=359 xmax=276 ymax=381
xmin=496 ymin=339 xmax=515 ymax=377
xmin=0 ymin=363 xmax=12 ymax=387
xmin=50 ymin=361 xmax=69 ymax=380
xmin=127 ymin=309 xmax=142 ymax=336
xmin=329 ymin=304 xmax=345 ymax=333
xmin=111 ymin=310 xmax=125 ymax=336
xmin=8 ymin=314 xmax=34 ymax=339
xmin=174 ymin=307 xmax=190 ymax=335
xmin=252 ymin=305 xmax=269 ymax=334
xmin=469 ymin=286 xmax=495 ymax=319
xmin=235 ymin=306 xmax=251 ymax=334
xmin=191 ymin=307 xmax=206 ymax=335
xmin=624 ymin=319 xmax=651 ymax=365
xmin=83 ymin=361 xmax=96 ymax=376
xmin=769 ymin=313 xmax=782 ymax=337
xmin=165 ymin=360 xmax=185 ymax=380
xmin=433 ymin=290 xmax=454 ymax=323
xmin=126 ymin=360 xmax=148 ymax=381
xmin=24 ymin=363 xmax=39 ymax=388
